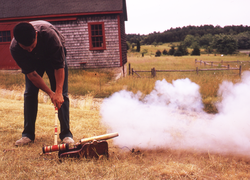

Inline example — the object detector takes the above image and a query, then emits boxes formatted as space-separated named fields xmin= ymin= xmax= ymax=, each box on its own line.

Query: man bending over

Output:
xmin=10 ymin=20 xmax=74 ymax=146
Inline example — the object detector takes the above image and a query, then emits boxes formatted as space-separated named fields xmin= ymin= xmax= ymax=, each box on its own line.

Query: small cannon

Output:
xmin=42 ymin=132 xmax=119 ymax=159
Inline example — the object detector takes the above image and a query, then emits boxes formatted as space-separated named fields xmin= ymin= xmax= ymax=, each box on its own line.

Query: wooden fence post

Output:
xmin=129 ymin=63 xmax=131 ymax=75
xmin=228 ymin=64 xmax=230 ymax=69
xmin=151 ymin=67 xmax=156 ymax=77
xmin=239 ymin=65 xmax=242 ymax=77
xmin=196 ymin=67 xmax=198 ymax=75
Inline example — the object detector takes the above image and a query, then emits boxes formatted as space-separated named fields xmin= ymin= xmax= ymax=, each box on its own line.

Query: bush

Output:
xmin=155 ymin=50 xmax=161 ymax=57
xmin=152 ymin=41 xmax=157 ymax=47
xmin=212 ymin=34 xmax=237 ymax=54
xmin=131 ymin=43 xmax=136 ymax=49
xmin=173 ymin=44 xmax=188 ymax=56
xmin=205 ymin=45 xmax=213 ymax=54
xmin=162 ymin=49 xmax=168 ymax=55
xmin=126 ymin=42 xmax=131 ymax=50
xmin=168 ymin=46 xmax=175 ymax=55
xmin=174 ymin=50 xmax=182 ymax=56
xmin=141 ymin=49 xmax=148 ymax=56
xmin=136 ymin=41 xmax=141 ymax=52
xmin=191 ymin=45 xmax=201 ymax=56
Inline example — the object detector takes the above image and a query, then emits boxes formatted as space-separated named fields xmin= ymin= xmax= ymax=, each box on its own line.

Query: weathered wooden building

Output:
xmin=0 ymin=0 xmax=127 ymax=75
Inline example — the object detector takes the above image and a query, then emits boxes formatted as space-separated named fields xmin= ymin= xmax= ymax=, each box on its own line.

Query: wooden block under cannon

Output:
xmin=58 ymin=140 xmax=109 ymax=159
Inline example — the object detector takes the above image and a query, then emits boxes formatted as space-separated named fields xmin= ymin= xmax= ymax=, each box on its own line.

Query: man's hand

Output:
xmin=51 ymin=92 xmax=64 ymax=109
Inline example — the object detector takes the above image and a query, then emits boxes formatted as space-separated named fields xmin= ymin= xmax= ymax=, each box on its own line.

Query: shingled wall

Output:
xmin=53 ymin=14 xmax=126 ymax=69
xmin=119 ymin=14 xmax=127 ymax=67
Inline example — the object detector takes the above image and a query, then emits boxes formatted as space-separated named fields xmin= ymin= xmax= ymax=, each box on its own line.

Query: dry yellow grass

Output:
xmin=1 ymin=53 xmax=249 ymax=113
xmin=1 ymin=51 xmax=250 ymax=179
xmin=1 ymin=94 xmax=250 ymax=179
xmin=125 ymin=53 xmax=250 ymax=113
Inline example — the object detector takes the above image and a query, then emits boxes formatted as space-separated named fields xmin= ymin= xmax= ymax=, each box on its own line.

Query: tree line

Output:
xmin=126 ymin=25 xmax=250 ymax=55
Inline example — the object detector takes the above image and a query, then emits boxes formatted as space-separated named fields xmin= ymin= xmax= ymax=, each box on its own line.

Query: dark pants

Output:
xmin=22 ymin=61 xmax=73 ymax=141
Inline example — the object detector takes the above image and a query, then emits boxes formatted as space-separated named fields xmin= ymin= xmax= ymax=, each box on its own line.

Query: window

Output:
xmin=88 ymin=22 xmax=106 ymax=50
xmin=0 ymin=31 xmax=11 ymax=42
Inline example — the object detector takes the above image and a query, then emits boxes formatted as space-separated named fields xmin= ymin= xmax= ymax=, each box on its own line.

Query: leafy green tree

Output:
xmin=174 ymin=50 xmax=182 ymax=56
xmin=131 ymin=43 xmax=136 ymax=49
xmin=162 ymin=49 xmax=168 ymax=55
xmin=236 ymin=32 xmax=250 ymax=49
xmin=168 ymin=46 xmax=175 ymax=55
xmin=126 ymin=41 xmax=130 ymax=50
xmin=174 ymin=43 xmax=188 ymax=56
xmin=174 ymin=45 xmax=182 ymax=56
xmin=204 ymin=45 xmax=213 ymax=54
xmin=191 ymin=44 xmax=201 ymax=55
xmin=126 ymin=25 xmax=250 ymax=45
xmin=199 ymin=33 xmax=213 ymax=47
xmin=181 ymin=44 xmax=189 ymax=55
xmin=142 ymin=49 xmax=148 ymax=54
xmin=152 ymin=41 xmax=157 ymax=47
xmin=155 ymin=50 xmax=161 ymax=57
xmin=183 ymin=35 xmax=195 ymax=47
xmin=136 ymin=40 xmax=141 ymax=52
xmin=141 ymin=49 xmax=148 ymax=57
xmin=212 ymin=34 xmax=237 ymax=54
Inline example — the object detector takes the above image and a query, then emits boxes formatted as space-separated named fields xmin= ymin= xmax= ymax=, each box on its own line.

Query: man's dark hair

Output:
xmin=13 ymin=22 xmax=36 ymax=46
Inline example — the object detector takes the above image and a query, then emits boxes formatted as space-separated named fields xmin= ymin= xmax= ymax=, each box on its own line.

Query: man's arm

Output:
xmin=27 ymin=68 xmax=65 ymax=109
xmin=53 ymin=68 xmax=65 ymax=108
xmin=27 ymin=71 xmax=54 ymax=98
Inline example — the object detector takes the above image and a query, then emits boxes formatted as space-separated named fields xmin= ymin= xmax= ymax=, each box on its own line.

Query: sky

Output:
xmin=125 ymin=0 xmax=250 ymax=35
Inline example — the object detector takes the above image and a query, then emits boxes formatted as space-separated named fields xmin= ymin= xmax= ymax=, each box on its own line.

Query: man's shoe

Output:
xmin=15 ymin=137 xmax=33 ymax=146
xmin=62 ymin=137 xmax=74 ymax=144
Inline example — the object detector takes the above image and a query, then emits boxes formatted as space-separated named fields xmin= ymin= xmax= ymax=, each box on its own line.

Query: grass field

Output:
xmin=1 ymin=46 xmax=250 ymax=179
xmin=2 ymin=52 xmax=249 ymax=113
xmin=1 ymin=96 xmax=250 ymax=179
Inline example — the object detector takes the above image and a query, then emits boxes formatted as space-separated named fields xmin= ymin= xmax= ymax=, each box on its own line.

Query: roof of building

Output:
xmin=0 ymin=0 xmax=127 ymax=21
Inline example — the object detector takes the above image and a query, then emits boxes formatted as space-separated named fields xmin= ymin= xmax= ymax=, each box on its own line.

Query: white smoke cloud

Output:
xmin=100 ymin=72 xmax=250 ymax=155
xmin=144 ymin=78 xmax=203 ymax=111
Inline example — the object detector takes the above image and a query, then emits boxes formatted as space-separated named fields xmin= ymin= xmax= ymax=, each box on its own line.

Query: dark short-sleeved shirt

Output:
xmin=10 ymin=20 xmax=65 ymax=74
